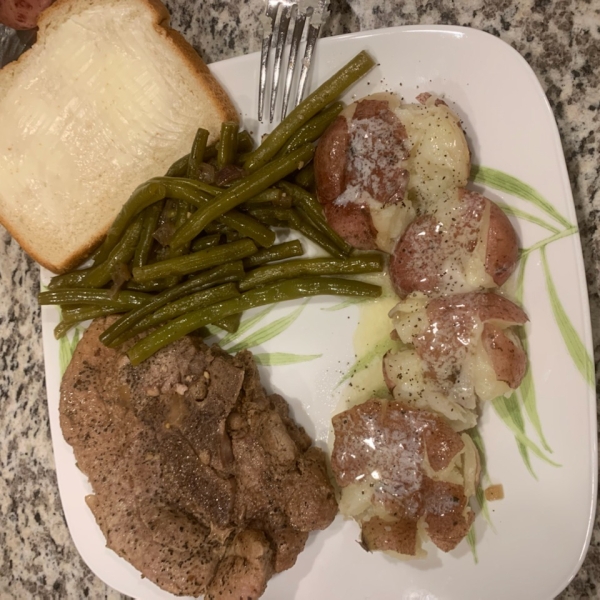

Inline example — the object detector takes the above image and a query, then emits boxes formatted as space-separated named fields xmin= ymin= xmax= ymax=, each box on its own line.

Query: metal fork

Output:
xmin=258 ymin=0 xmax=330 ymax=123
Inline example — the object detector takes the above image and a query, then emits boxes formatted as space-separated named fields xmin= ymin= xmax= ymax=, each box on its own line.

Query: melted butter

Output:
xmin=342 ymin=272 xmax=399 ymax=410
xmin=328 ymin=273 xmax=398 ymax=457
xmin=393 ymin=102 xmax=470 ymax=205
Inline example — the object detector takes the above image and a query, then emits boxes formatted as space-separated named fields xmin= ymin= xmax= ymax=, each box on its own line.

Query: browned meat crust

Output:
xmin=60 ymin=317 xmax=337 ymax=598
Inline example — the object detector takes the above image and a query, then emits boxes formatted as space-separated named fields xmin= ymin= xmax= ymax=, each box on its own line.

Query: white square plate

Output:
xmin=41 ymin=25 xmax=596 ymax=600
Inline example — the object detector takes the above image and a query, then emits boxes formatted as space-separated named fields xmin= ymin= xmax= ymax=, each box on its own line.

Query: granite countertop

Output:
xmin=0 ymin=0 xmax=598 ymax=598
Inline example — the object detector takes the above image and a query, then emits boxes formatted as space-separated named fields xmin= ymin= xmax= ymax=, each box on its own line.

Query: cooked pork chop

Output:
xmin=60 ymin=317 xmax=337 ymax=598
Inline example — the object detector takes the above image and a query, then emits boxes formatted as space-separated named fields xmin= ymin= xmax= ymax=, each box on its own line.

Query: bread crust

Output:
xmin=0 ymin=0 xmax=239 ymax=274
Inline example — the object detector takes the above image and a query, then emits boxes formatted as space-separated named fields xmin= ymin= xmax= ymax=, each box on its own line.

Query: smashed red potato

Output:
xmin=314 ymin=96 xmax=413 ymax=252
xmin=331 ymin=398 xmax=479 ymax=556
xmin=314 ymin=92 xmax=520 ymax=297
xmin=389 ymin=190 xmax=520 ymax=297
xmin=383 ymin=292 xmax=528 ymax=428
xmin=323 ymin=91 xmax=528 ymax=558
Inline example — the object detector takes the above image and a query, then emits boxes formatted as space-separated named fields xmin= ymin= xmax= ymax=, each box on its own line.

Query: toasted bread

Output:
xmin=0 ymin=0 xmax=238 ymax=273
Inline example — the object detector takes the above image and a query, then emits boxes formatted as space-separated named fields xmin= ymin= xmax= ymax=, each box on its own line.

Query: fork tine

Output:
xmin=258 ymin=6 xmax=277 ymax=123
xmin=281 ymin=9 xmax=305 ymax=120
xmin=269 ymin=3 xmax=294 ymax=123
xmin=294 ymin=17 xmax=321 ymax=109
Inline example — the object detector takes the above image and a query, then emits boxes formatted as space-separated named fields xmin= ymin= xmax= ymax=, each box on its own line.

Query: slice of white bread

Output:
xmin=0 ymin=0 xmax=238 ymax=273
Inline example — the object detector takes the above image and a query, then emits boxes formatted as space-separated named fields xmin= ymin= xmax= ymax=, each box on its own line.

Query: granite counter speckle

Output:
xmin=1 ymin=0 xmax=599 ymax=598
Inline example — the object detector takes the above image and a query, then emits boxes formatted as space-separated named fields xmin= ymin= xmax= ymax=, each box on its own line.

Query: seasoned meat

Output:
xmin=60 ymin=317 xmax=337 ymax=598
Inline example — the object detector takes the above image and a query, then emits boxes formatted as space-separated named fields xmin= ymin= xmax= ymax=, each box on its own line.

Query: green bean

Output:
xmin=127 ymin=276 xmax=382 ymax=365
xmin=187 ymin=128 xmax=210 ymax=179
xmin=242 ymin=188 xmax=293 ymax=209
xmin=204 ymin=222 xmax=228 ymax=235
xmin=169 ymin=144 xmax=315 ymax=251
xmin=243 ymin=207 xmax=284 ymax=222
xmin=110 ymin=283 xmax=240 ymax=347
xmin=54 ymin=320 xmax=84 ymax=339
xmin=243 ymin=51 xmax=375 ymax=172
xmin=236 ymin=130 xmax=255 ymax=154
xmin=159 ymin=176 xmax=222 ymax=198
xmin=126 ymin=280 xmax=178 ymax=292
xmin=61 ymin=305 xmax=124 ymax=323
xmin=242 ymin=188 xmax=283 ymax=205
xmin=287 ymin=210 xmax=347 ymax=258
xmin=54 ymin=216 xmax=145 ymax=290
xmin=93 ymin=181 xmax=166 ymax=266
xmin=204 ymin=144 xmax=218 ymax=161
xmin=48 ymin=267 xmax=95 ymax=290
xmin=218 ymin=210 xmax=276 ymax=248
xmin=39 ymin=289 xmax=151 ymax=308
xmin=243 ymin=208 xmax=288 ymax=228
xmin=239 ymin=255 xmax=384 ymax=291
xmin=55 ymin=306 xmax=125 ymax=339
xmin=86 ymin=244 xmax=106 ymax=266
xmin=132 ymin=238 xmax=257 ymax=283
xmin=163 ymin=200 xmax=192 ymax=258
xmin=279 ymin=181 xmax=353 ymax=255
xmin=242 ymin=240 xmax=304 ymax=268
xmin=294 ymin=162 xmax=315 ymax=190
xmin=224 ymin=229 xmax=241 ymax=243
xmin=133 ymin=203 xmax=163 ymax=269
xmin=187 ymin=260 xmax=245 ymax=283
xmin=150 ymin=200 xmax=194 ymax=289
xmin=166 ymin=153 xmax=190 ymax=177
xmin=100 ymin=261 xmax=245 ymax=346
xmin=191 ymin=233 xmax=221 ymax=252
xmin=277 ymin=102 xmax=344 ymax=156
xmin=272 ymin=195 xmax=293 ymax=209
xmin=151 ymin=178 xmax=276 ymax=248
xmin=217 ymin=122 xmax=239 ymax=170
xmin=166 ymin=141 xmax=219 ymax=178
xmin=246 ymin=207 xmax=345 ymax=258
xmin=85 ymin=216 xmax=144 ymax=288
xmin=60 ymin=305 xmax=92 ymax=321
xmin=214 ymin=313 xmax=241 ymax=333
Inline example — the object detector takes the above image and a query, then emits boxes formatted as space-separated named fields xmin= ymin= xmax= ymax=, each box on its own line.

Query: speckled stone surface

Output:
xmin=0 ymin=0 xmax=598 ymax=598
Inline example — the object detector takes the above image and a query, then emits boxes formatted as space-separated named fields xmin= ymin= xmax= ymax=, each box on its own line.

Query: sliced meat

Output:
xmin=60 ymin=317 xmax=337 ymax=598
xmin=206 ymin=530 xmax=274 ymax=600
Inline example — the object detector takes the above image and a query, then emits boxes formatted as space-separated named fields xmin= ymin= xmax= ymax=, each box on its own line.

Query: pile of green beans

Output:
xmin=39 ymin=51 xmax=380 ymax=363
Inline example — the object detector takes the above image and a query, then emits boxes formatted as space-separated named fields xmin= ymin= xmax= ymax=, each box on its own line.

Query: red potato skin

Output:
xmin=424 ymin=291 xmax=529 ymax=327
xmin=480 ymin=322 xmax=528 ymax=388
xmin=0 ymin=0 xmax=53 ymax=29
xmin=484 ymin=197 xmax=520 ymax=286
xmin=413 ymin=292 xmax=528 ymax=390
xmin=389 ymin=190 xmax=519 ymax=296
xmin=314 ymin=98 xmax=409 ymax=250
xmin=388 ymin=214 xmax=443 ymax=296
xmin=322 ymin=203 xmax=378 ymax=251
xmin=314 ymin=114 xmax=379 ymax=250
xmin=331 ymin=398 xmax=474 ymax=554
xmin=361 ymin=516 xmax=418 ymax=556
xmin=314 ymin=115 xmax=348 ymax=206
